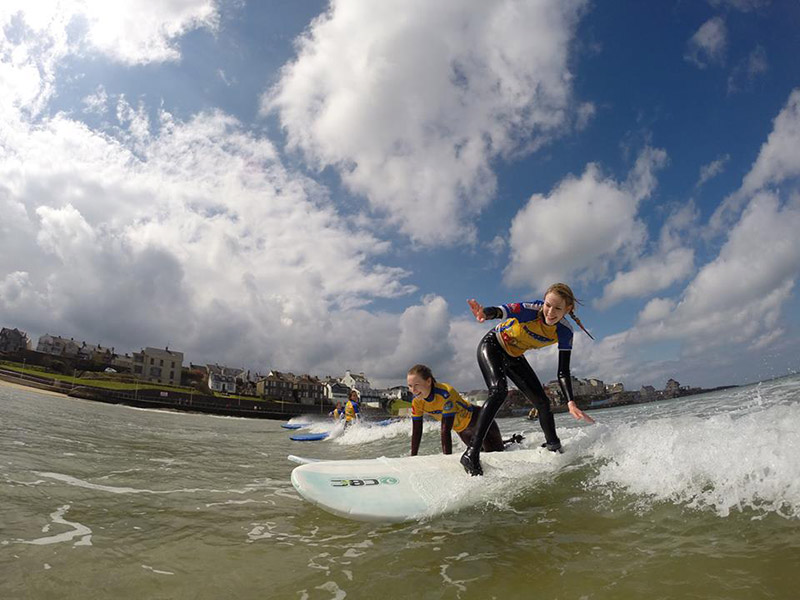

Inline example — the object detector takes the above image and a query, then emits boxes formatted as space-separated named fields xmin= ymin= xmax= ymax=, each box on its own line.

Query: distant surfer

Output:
xmin=344 ymin=389 xmax=361 ymax=427
xmin=329 ymin=401 xmax=344 ymax=421
xmin=461 ymin=283 xmax=595 ymax=476
xmin=407 ymin=364 xmax=504 ymax=456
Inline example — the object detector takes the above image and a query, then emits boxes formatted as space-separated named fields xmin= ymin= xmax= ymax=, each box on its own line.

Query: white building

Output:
xmin=341 ymin=370 xmax=371 ymax=397
xmin=133 ymin=347 xmax=184 ymax=387
xmin=36 ymin=334 xmax=82 ymax=357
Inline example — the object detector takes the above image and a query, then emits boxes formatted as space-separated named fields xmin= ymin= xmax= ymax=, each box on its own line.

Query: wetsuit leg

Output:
xmin=506 ymin=356 xmax=560 ymax=446
xmin=460 ymin=332 xmax=508 ymax=476
xmin=459 ymin=408 xmax=505 ymax=453
xmin=482 ymin=420 xmax=505 ymax=452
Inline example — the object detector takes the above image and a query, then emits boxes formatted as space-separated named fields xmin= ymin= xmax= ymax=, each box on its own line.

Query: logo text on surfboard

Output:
xmin=329 ymin=476 xmax=398 ymax=487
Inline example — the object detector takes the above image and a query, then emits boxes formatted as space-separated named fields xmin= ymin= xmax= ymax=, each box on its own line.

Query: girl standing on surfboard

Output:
xmin=407 ymin=364 xmax=505 ymax=457
xmin=461 ymin=283 xmax=595 ymax=476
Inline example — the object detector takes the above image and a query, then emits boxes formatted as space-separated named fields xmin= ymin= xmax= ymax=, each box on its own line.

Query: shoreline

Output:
xmin=0 ymin=377 xmax=70 ymax=398
xmin=0 ymin=371 xmax=363 ymax=421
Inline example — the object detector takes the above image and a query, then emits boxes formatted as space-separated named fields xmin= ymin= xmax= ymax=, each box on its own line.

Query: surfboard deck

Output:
xmin=290 ymin=432 xmax=330 ymax=441
xmin=281 ymin=423 xmax=310 ymax=430
xmin=291 ymin=447 xmax=568 ymax=522
xmin=288 ymin=455 xmax=324 ymax=465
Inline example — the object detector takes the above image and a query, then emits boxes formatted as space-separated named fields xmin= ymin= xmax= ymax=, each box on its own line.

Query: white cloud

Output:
xmin=696 ymin=154 xmax=730 ymax=188
xmin=707 ymin=0 xmax=769 ymax=12
xmin=727 ymin=45 xmax=768 ymax=94
xmin=630 ymin=191 xmax=800 ymax=359
xmin=82 ymin=84 xmax=109 ymax=115
xmin=78 ymin=0 xmax=219 ymax=65
xmin=504 ymin=147 xmax=667 ymax=291
xmin=596 ymin=248 xmax=694 ymax=310
xmin=684 ymin=17 xmax=727 ymax=69
xmin=265 ymin=0 xmax=589 ymax=246
xmin=1 ymin=92 xmax=420 ymax=379
xmin=0 ymin=1 xmax=219 ymax=118
xmin=710 ymin=88 xmax=800 ymax=232
xmin=594 ymin=201 xmax=698 ymax=309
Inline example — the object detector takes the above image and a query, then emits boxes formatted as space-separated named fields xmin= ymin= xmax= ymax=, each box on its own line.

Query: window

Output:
xmin=160 ymin=359 xmax=164 ymax=367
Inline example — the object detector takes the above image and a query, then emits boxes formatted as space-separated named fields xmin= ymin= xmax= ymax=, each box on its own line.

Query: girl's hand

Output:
xmin=467 ymin=299 xmax=486 ymax=322
xmin=568 ymin=401 xmax=595 ymax=424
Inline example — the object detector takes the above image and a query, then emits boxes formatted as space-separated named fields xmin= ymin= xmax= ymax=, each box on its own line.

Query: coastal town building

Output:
xmin=341 ymin=370 xmax=371 ymax=398
xmin=111 ymin=353 xmax=134 ymax=373
xmin=294 ymin=373 xmax=326 ymax=404
xmin=208 ymin=372 xmax=237 ymax=393
xmin=36 ymin=334 xmax=82 ymax=357
xmin=133 ymin=347 xmax=184 ymax=387
xmin=256 ymin=371 xmax=295 ymax=401
xmin=206 ymin=364 xmax=245 ymax=394
xmin=255 ymin=371 xmax=325 ymax=405
xmin=323 ymin=379 xmax=351 ymax=404
xmin=664 ymin=378 xmax=681 ymax=397
xmin=0 ymin=327 xmax=31 ymax=352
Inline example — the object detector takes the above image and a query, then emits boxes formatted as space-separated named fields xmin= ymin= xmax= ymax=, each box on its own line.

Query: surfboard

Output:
xmin=291 ymin=447 xmax=568 ymax=522
xmin=281 ymin=423 xmax=310 ymax=430
xmin=287 ymin=455 xmax=324 ymax=465
xmin=290 ymin=432 xmax=330 ymax=441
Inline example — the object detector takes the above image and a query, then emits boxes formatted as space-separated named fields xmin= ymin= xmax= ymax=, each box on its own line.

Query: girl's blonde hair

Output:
xmin=545 ymin=283 xmax=594 ymax=340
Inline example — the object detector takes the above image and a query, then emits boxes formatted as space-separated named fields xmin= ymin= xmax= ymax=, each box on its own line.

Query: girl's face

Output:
xmin=349 ymin=391 xmax=358 ymax=401
xmin=407 ymin=373 xmax=433 ymax=399
xmin=542 ymin=291 xmax=572 ymax=325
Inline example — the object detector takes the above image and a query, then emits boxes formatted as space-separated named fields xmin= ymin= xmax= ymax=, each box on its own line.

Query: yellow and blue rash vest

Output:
xmin=493 ymin=300 xmax=573 ymax=358
xmin=345 ymin=399 xmax=360 ymax=422
xmin=411 ymin=382 xmax=474 ymax=433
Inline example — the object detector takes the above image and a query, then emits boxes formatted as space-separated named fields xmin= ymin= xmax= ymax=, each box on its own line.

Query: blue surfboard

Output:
xmin=290 ymin=432 xmax=330 ymax=441
xmin=282 ymin=423 xmax=310 ymax=430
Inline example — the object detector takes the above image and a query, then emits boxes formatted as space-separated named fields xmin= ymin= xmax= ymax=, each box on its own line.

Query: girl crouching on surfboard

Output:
xmin=461 ymin=283 xmax=595 ymax=476
xmin=407 ymin=364 xmax=506 ymax=456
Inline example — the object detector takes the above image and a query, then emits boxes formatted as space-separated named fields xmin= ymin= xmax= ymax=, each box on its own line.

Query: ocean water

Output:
xmin=1 ymin=377 xmax=798 ymax=599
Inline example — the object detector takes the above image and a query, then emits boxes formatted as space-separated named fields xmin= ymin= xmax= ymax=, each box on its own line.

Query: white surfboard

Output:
xmin=287 ymin=455 xmax=324 ymax=465
xmin=290 ymin=447 xmax=570 ymax=522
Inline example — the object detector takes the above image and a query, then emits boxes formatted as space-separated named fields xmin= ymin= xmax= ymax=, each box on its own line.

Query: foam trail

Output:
xmin=333 ymin=419 xmax=438 ymax=445
xmin=587 ymin=401 xmax=800 ymax=518
xmin=14 ymin=505 xmax=92 ymax=546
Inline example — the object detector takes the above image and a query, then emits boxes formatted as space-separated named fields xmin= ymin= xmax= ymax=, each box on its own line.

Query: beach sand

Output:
xmin=0 ymin=377 xmax=69 ymax=398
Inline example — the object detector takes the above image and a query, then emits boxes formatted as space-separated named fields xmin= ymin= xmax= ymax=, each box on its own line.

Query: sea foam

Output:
xmin=586 ymin=400 xmax=800 ymax=518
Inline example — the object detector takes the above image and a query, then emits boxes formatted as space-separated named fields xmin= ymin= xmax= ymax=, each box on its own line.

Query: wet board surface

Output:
xmin=291 ymin=447 xmax=569 ymax=522
xmin=281 ymin=423 xmax=310 ymax=430
xmin=290 ymin=432 xmax=330 ymax=441
xmin=287 ymin=455 xmax=324 ymax=465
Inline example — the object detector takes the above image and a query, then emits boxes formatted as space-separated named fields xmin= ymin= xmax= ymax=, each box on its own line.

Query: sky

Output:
xmin=2 ymin=0 xmax=799 ymax=392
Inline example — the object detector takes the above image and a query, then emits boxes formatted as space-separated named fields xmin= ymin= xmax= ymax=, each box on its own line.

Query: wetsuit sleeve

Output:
xmin=483 ymin=306 xmax=503 ymax=320
xmin=440 ymin=414 xmax=454 ymax=455
xmin=557 ymin=349 xmax=575 ymax=403
xmin=411 ymin=418 xmax=423 ymax=456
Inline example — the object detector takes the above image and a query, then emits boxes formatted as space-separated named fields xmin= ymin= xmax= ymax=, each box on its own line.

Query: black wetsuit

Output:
xmin=461 ymin=307 xmax=576 ymax=476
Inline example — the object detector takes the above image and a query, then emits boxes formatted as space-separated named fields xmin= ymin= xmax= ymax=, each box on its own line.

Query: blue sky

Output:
xmin=1 ymin=0 xmax=799 ymax=392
